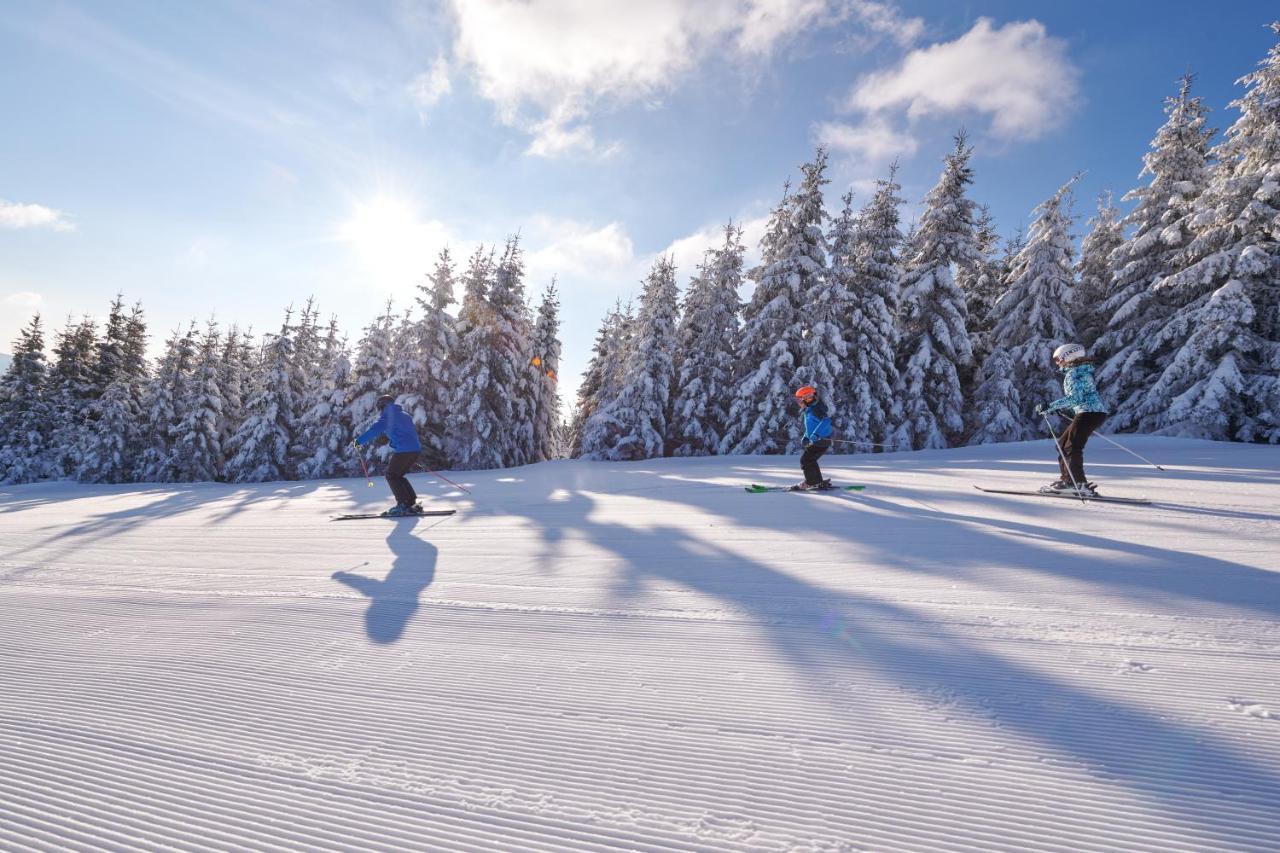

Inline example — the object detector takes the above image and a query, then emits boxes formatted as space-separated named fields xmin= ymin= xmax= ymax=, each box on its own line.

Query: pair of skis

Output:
xmin=973 ymin=485 xmax=1150 ymax=505
xmin=332 ymin=509 xmax=457 ymax=521
xmin=745 ymin=483 xmax=866 ymax=494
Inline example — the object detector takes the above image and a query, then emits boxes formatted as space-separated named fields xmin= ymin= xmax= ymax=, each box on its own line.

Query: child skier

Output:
xmin=1035 ymin=343 xmax=1109 ymax=496
xmin=353 ymin=394 xmax=424 ymax=516
xmin=794 ymin=385 xmax=834 ymax=491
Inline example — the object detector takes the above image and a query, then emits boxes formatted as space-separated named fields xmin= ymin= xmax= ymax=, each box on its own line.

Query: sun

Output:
xmin=337 ymin=196 xmax=447 ymax=288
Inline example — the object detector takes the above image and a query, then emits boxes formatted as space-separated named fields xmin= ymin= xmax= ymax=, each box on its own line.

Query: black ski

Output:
xmin=332 ymin=509 xmax=458 ymax=521
xmin=745 ymin=483 xmax=866 ymax=493
xmin=973 ymin=485 xmax=1150 ymax=505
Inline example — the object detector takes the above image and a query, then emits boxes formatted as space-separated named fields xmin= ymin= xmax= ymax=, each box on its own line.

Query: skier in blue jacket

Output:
xmin=354 ymin=394 xmax=424 ymax=516
xmin=794 ymin=385 xmax=834 ymax=490
xmin=1034 ymin=343 xmax=1109 ymax=496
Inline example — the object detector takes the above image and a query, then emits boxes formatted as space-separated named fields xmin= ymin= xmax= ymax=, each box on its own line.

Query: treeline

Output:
xmin=0 ymin=236 xmax=563 ymax=485
xmin=569 ymin=24 xmax=1280 ymax=459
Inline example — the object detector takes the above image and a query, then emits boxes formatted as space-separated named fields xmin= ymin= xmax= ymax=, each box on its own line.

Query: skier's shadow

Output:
xmin=331 ymin=519 xmax=437 ymax=644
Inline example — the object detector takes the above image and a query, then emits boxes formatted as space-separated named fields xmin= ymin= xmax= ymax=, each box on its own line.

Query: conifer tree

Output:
xmin=77 ymin=304 xmax=148 ymax=484
xmin=0 ymin=315 xmax=52 ymax=484
xmin=530 ymin=281 xmax=564 ymax=462
xmin=982 ymin=177 xmax=1080 ymax=440
xmin=1129 ymin=28 xmax=1280 ymax=440
xmin=586 ymin=257 xmax=680 ymax=460
xmin=1073 ymin=192 xmax=1123 ymax=348
xmin=448 ymin=245 xmax=507 ymax=469
xmin=671 ymin=223 xmax=743 ymax=456
xmin=967 ymin=347 xmax=1024 ymax=445
xmin=724 ymin=149 xmax=829 ymax=455
xmin=845 ymin=169 xmax=905 ymax=448
xmin=345 ymin=302 xmax=398 ymax=464
xmin=217 ymin=326 xmax=251 ymax=458
xmin=488 ymin=236 xmax=538 ymax=466
xmin=414 ymin=248 xmax=460 ymax=467
xmin=224 ymin=313 xmax=297 ymax=482
xmin=1096 ymin=74 xmax=1215 ymax=427
xmin=135 ymin=323 xmax=197 ymax=482
xmin=959 ymin=204 xmax=1005 ymax=364
xmin=295 ymin=320 xmax=354 ymax=480
xmin=47 ymin=315 xmax=99 ymax=477
xmin=891 ymin=133 xmax=980 ymax=449
xmin=571 ymin=304 xmax=624 ymax=458
xmin=172 ymin=321 xmax=225 ymax=482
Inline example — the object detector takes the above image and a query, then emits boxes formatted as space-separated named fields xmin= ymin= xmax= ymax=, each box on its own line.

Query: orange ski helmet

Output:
xmin=794 ymin=385 xmax=817 ymax=403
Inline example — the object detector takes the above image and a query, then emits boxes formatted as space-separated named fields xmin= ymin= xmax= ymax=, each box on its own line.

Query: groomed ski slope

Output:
xmin=1 ymin=437 xmax=1278 ymax=852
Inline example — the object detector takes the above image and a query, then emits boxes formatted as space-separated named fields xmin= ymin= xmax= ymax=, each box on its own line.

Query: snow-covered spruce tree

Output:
xmin=448 ymin=245 xmax=506 ymax=470
xmin=724 ymin=149 xmax=830 ymax=455
xmin=1095 ymin=74 xmax=1215 ymax=428
xmin=670 ymin=222 xmax=744 ymax=457
xmin=844 ymin=170 xmax=905 ymax=449
xmin=345 ymin=301 xmax=398 ymax=465
xmin=217 ymin=325 xmax=252 ymax=456
xmin=295 ymin=319 xmax=354 ymax=480
xmin=1073 ymin=192 xmax=1123 ymax=349
xmin=1127 ymin=27 xmax=1280 ymax=441
xmin=412 ymin=248 xmax=460 ymax=468
xmin=448 ymin=236 xmax=536 ymax=469
xmin=959 ymin=204 xmax=1005 ymax=365
xmin=0 ymin=315 xmax=52 ymax=484
xmin=223 ymin=314 xmax=297 ymax=483
xmin=570 ymin=304 xmax=623 ymax=458
xmin=77 ymin=303 xmax=149 ymax=484
xmin=891 ymin=133 xmax=980 ymax=450
xmin=171 ymin=321 xmax=225 ymax=482
xmin=89 ymin=294 xmax=130 ymax=394
xmin=967 ymin=347 xmax=1024 ymax=444
xmin=135 ymin=323 xmax=197 ymax=482
xmin=586 ymin=257 xmax=680 ymax=460
xmin=46 ymin=315 xmax=99 ymax=477
xmin=981 ymin=177 xmax=1080 ymax=441
xmin=530 ymin=280 xmax=564 ymax=462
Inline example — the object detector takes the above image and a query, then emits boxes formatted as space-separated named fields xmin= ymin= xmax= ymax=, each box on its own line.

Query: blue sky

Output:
xmin=1 ymin=1 xmax=1275 ymax=401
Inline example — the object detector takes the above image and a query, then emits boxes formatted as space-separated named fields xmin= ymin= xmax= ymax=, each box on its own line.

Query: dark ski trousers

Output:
xmin=1056 ymin=412 xmax=1106 ymax=484
xmin=385 ymin=451 xmax=419 ymax=507
xmin=800 ymin=438 xmax=832 ymax=486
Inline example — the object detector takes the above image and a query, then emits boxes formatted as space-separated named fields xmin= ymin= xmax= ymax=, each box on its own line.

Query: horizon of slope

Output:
xmin=1 ymin=437 xmax=1278 ymax=851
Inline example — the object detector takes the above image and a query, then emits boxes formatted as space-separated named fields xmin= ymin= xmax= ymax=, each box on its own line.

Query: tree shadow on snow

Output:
xmin=331 ymin=518 xmax=437 ymax=644
xmin=465 ymin=475 xmax=1280 ymax=844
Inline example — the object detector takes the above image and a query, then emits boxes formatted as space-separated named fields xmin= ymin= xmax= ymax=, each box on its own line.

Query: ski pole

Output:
xmin=1057 ymin=412 xmax=1166 ymax=471
xmin=352 ymin=442 xmax=374 ymax=487
xmin=415 ymin=464 xmax=472 ymax=494
xmin=1043 ymin=414 xmax=1087 ymax=504
xmin=829 ymin=438 xmax=899 ymax=449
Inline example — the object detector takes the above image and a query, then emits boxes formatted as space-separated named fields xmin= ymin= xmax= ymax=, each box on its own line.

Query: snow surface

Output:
xmin=2 ymin=437 xmax=1278 ymax=851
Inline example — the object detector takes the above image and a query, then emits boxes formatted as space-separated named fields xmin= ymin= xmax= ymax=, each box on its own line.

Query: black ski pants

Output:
xmin=385 ymin=451 xmax=419 ymax=507
xmin=1056 ymin=412 xmax=1106 ymax=484
xmin=800 ymin=438 xmax=831 ymax=486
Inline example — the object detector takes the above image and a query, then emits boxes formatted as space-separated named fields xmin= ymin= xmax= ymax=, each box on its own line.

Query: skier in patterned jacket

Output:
xmin=1034 ymin=343 xmax=1109 ymax=496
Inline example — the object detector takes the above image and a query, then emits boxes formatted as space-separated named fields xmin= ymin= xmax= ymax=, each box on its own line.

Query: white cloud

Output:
xmin=659 ymin=215 xmax=768 ymax=282
xmin=846 ymin=18 xmax=1079 ymax=140
xmin=446 ymin=0 xmax=883 ymax=158
xmin=0 ymin=200 xmax=75 ymax=231
xmin=525 ymin=217 xmax=637 ymax=281
xmin=3 ymin=291 xmax=44 ymax=308
xmin=408 ymin=56 xmax=452 ymax=119
xmin=337 ymin=197 xmax=458 ymax=291
xmin=847 ymin=0 xmax=923 ymax=48
xmin=815 ymin=116 xmax=918 ymax=162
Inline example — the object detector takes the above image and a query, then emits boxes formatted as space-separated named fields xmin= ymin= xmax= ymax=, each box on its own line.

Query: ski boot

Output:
xmin=383 ymin=503 xmax=413 ymax=517
xmin=1038 ymin=479 xmax=1074 ymax=494
xmin=408 ymin=502 xmax=425 ymax=515
xmin=1074 ymin=481 xmax=1099 ymax=497
xmin=789 ymin=481 xmax=822 ymax=492
xmin=815 ymin=478 xmax=835 ymax=491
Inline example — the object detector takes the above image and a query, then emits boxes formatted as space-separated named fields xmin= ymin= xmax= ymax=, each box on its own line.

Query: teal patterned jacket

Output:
xmin=1046 ymin=363 xmax=1108 ymax=415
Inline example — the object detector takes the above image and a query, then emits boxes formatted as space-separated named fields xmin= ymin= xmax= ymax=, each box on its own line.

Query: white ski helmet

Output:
xmin=1053 ymin=342 xmax=1086 ymax=363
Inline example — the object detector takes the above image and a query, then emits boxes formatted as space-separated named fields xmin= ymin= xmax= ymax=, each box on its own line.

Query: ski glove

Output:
xmin=802 ymin=437 xmax=812 ymax=447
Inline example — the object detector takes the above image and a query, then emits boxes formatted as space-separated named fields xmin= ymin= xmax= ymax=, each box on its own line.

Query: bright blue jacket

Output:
xmin=801 ymin=400 xmax=834 ymax=442
xmin=357 ymin=402 xmax=422 ymax=453
xmin=1046 ymin=363 xmax=1108 ymax=415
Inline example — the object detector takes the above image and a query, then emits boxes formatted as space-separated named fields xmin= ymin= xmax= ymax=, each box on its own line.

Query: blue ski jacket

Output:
xmin=357 ymin=402 xmax=422 ymax=453
xmin=801 ymin=400 xmax=834 ymax=442
xmin=1046 ymin=363 xmax=1108 ymax=415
